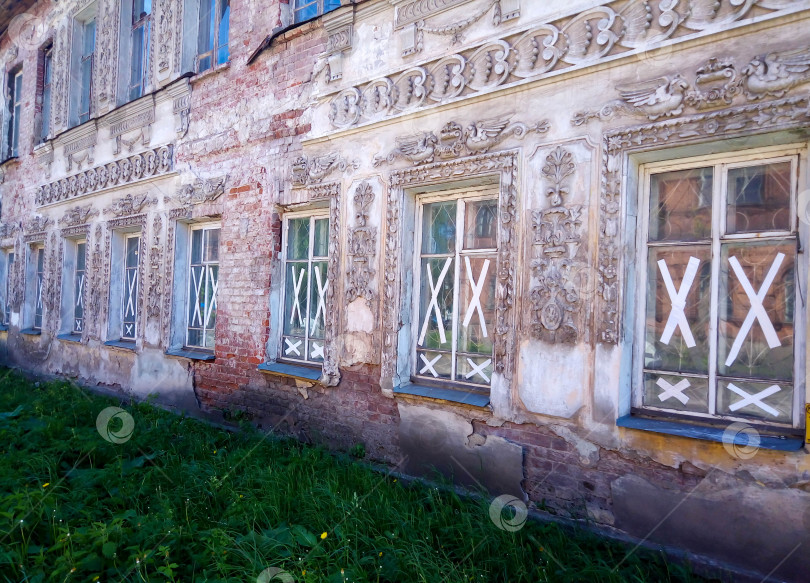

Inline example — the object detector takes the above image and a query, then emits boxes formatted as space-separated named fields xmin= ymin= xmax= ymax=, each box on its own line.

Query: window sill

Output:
xmin=190 ymin=61 xmax=230 ymax=84
xmin=617 ymin=414 xmax=805 ymax=452
xmin=0 ymin=155 xmax=19 ymax=167
xmin=258 ymin=361 xmax=322 ymax=383
xmin=166 ymin=348 xmax=215 ymax=361
xmin=393 ymin=383 xmax=490 ymax=408
xmin=57 ymin=333 xmax=82 ymax=343
xmin=19 ymin=328 xmax=41 ymax=336
xmin=105 ymin=339 xmax=137 ymax=351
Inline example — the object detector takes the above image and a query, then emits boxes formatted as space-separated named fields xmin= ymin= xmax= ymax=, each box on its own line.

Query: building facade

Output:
xmin=1 ymin=0 xmax=810 ymax=579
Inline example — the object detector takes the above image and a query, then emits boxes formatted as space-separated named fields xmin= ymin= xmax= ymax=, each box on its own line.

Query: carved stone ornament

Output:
xmin=374 ymin=117 xmax=549 ymax=167
xmin=309 ymin=182 xmax=340 ymax=201
xmin=109 ymin=108 xmax=154 ymax=155
xmin=346 ymin=181 xmax=377 ymax=303
xmin=0 ymin=222 xmax=19 ymax=239
xmin=104 ymin=193 xmax=156 ymax=217
xmin=292 ymin=153 xmax=357 ymax=186
xmin=36 ymin=145 xmax=173 ymax=207
xmin=573 ymin=45 xmax=810 ymax=125
xmin=327 ymin=0 xmax=803 ymax=129
xmin=59 ymin=204 xmax=99 ymax=227
xmin=321 ymin=193 xmax=342 ymax=387
xmin=530 ymin=146 xmax=584 ymax=343
xmin=383 ymin=151 xmax=519 ymax=383
xmin=43 ymin=233 xmax=63 ymax=332
xmin=177 ymin=175 xmax=227 ymax=205
xmin=148 ymin=215 xmax=164 ymax=319
xmin=24 ymin=216 xmax=52 ymax=235
xmin=596 ymin=93 xmax=810 ymax=344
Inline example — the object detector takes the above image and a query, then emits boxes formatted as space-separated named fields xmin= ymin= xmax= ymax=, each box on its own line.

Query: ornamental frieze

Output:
xmin=35 ymin=145 xmax=173 ymax=207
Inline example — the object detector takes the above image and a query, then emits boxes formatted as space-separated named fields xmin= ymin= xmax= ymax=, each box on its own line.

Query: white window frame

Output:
xmin=411 ymin=185 xmax=499 ymax=391
xmin=69 ymin=3 xmax=97 ymax=128
xmin=184 ymin=223 xmax=219 ymax=350
xmin=633 ymin=144 xmax=806 ymax=429
xmin=2 ymin=249 xmax=14 ymax=326
xmin=72 ymin=240 xmax=87 ymax=334
xmin=128 ymin=0 xmax=151 ymax=101
xmin=25 ymin=244 xmax=45 ymax=331
xmin=195 ymin=0 xmax=230 ymax=73
xmin=278 ymin=210 xmax=330 ymax=366
xmin=293 ymin=0 xmax=341 ymax=24
xmin=121 ymin=233 xmax=140 ymax=340
xmin=8 ymin=68 xmax=22 ymax=158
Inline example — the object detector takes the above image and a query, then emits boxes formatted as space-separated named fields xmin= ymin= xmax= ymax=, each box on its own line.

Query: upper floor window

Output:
xmin=78 ymin=20 xmax=95 ymax=124
xmin=280 ymin=214 xmax=329 ymax=364
xmin=413 ymin=192 xmax=498 ymax=391
xmin=186 ymin=224 xmax=219 ymax=350
xmin=129 ymin=0 xmax=151 ymax=100
xmin=196 ymin=0 xmax=229 ymax=72
xmin=40 ymin=45 xmax=53 ymax=141
xmin=293 ymin=0 xmax=341 ymax=24
xmin=637 ymin=148 xmax=802 ymax=427
xmin=7 ymin=68 xmax=22 ymax=158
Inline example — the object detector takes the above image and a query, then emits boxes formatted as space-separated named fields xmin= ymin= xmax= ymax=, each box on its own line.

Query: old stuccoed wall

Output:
xmin=1 ymin=0 xmax=810 ymax=580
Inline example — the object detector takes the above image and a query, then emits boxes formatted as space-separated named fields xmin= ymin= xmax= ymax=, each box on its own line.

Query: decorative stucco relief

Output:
xmin=373 ymin=117 xmax=548 ymax=167
xmin=596 ymin=93 xmax=810 ymax=344
xmin=177 ymin=175 xmax=228 ymax=206
xmin=36 ymin=145 xmax=173 ymax=207
xmin=322 ymin=191 xmax=342 ymax=387
xmin=9 ymin=239 xmax=24 ymax=310
xmin=104 ymin=193 xmax=156 ymax=217
xmin=309 ymin=182 xmax=340 ymax=201
xmin=162 ymin=215 xmax=176 ymax=345
xmin=292 ymin=153 xmax=357 ymax=186
xmin=327 ymin=0 xmax=802 ymax=129
xmin=24 ymin=216 xmax=52 ymax=242
xmin=96 ymin=0 xmax=121 ymax=108
xmin=383 ymin=151 xmax=519 ymax=382
xmin=43 ymin=233 xmax=63 ymax=333
xmin=59 ymin=204 xmax=99 ymax=227
xmin=64 ymin=132 xmax=97 ymax=172
xmin=346 ymin=181 xmax=377 ymax=303
xmin=573 ymin=46 xmax=810 ymax=124
xmin=530 ymin=146 xmax=585 ymax=343
xmin=108 ymin=108 xmax=154 ymax=155
xmin=147 ymin=214 xmax=164 ymax=320
xmin=52 ymin=25 xmax=69 ymax=132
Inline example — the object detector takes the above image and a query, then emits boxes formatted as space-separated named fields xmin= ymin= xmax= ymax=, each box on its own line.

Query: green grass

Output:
xmin=0 ymin=369 xmax=710 ymax=582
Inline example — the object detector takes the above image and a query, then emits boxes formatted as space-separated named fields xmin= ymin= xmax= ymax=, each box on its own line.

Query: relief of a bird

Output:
xmin=464 ymin=118 xmax=512 ymax=153
xmin=396 ymin=132 xmax=439 ymax=165
xmin=742 ymin=46 xmax=810 ymax=99
xmin=616 ymin=74 xmax=690 ymax=120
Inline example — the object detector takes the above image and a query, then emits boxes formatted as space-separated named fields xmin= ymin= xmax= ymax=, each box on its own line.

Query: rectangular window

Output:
xmin=196 ymin=0 xmax=229 ymax=72
xmin=4 ymin=251 xmax=14 ymax=325
xmin=33 ymin=247 xmax=44 ymax=330
xmin=73 ymin=242 xmax=86 ymax=333
xmin=8 ymin=69 xmax=22 ymax=158
xmin=129 ymin=0 xmax=151 ymax=101
xmin=121 ymin=235 xmax=140 ymax=340
xmin=413 ymin=193 xmax=498 ymax=390
xmin=78 ymin=20 xmax=95 ymax=124
xmin=293 ymin=0 xmax=341 ymax=24
xmin=40 ymin=46 xmax=52 ymax=141
xmin=639 ymin=150 xmax=800 ymax=426
xmin=186 ymin=225 xmax=219 ymax=349
xmin=280 ymin=215 xmax=329 ymax=364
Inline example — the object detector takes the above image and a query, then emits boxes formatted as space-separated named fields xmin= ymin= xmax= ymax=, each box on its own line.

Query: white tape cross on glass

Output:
xmin=727 ymin=383 xmax=781 ymax=417
xmin=724 ymin=252 xmax=784 ymax=367
xmin=658 ymin=256 xmax=700 ymax=347
xmin=656 ymin=377 xmax=690 ymax=405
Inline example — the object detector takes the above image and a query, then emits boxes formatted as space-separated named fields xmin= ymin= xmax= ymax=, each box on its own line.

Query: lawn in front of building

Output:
xmin=0 ymin=370 xmax=709 ymax=582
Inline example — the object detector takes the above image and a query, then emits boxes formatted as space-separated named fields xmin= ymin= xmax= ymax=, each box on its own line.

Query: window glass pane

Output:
xmin=324 ymin=0 xmax=341 ymax=10
xmin=83 ymin=20 xmax=96 ymax=55
xmin=457 ymin=255 xmax=495 ymax=356
xmin=417 ymin=257 xmax=454 ymax=351
xmin=416 ymin=349 xmax=452 ymax=380
xmin=130 ymin=26 xmax=144 ymax=99
xmin=134 ymin=0 xmax=152 ymax=19
xmin=283 ymin=262 xmax=308 ymax=337
xmin=13 ymin=72 xmax=22 ymax=101
xmin=456 ymin=354 xmax=492 ymax=386
xmin=464 ymin=199 xmax=498 ymax=249
xmin=126 ymin=236 xmax=140 ymax=268
xmin=717 ymin=379 xmax=793 ymax=423
xmin=41 ymin=52 xmax=52 ymax=141
xmin=313 ymin=218 xmax=328 ymax=258
xmin=644 ymin=245 xmax=712 ymax=374
xmin=197 ymin=0 xmax=214 ymax=64
xmin=216 ymin=0 xmax=230 ymax=65
xmin=191 ymin=229 xmax=203 ymax=264
xmin=205 ymin=264 xmax=218 ymax=330
xmin=307 ymin=261 xmax=328 ymax=361
xmin=188 ymin=265 xmax=204 ymax=327
xmin=643 ymin=372 xmax=709 ymax=414
xmin=649 ymin=167 xmax=713 ymax=242
xmin=294 ymin=2 xmax=318 ymax=23
xmin=726 ymin=162 xmax=792 ymax=234
xmin=204 ymin=228 xmax=220 ymax=262
xmin=79 ymin=59 xmax=92 ymax=123
xmin=6 ymin=252 xmax=14 ymax=324
xmin=421 ymin=201 xmax=456 ymax=255
xmin=34 ymin=249 xmax=44 ymax=329
xmin=287 ymin=218 xmax=310 ymax=260
xmin=718 ymin=240 xmax=794 ymax=381
xmin=74 ymin=243 xmax=86 ymax=332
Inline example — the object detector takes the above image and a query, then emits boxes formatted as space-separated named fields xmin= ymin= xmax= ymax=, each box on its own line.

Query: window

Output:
xmin=73 ymin=241 xmax=87 ymax=333
xmin=637 ymin=148 xmax=801 ymax=427
xmin=3 ymin=250 xmax=13 ymax=325
xmin=40 ymin=45 xmax=52 ymax=141
xmin=121 ymin=235 xmax=140 ymax=340
xmin=7 ymin=68 xmax=22 ymax=158
xmin=78 ymin=19 xmax=95 ymax=124
xmin=293 ymin=0 xmax=341 ymax=24
xmin=196 ymin=0 xmax=229 ymax=72
xmin=129 ymin=0 xmax=151 ymax=100
xmin=413 ymin=192 xmax=498 ymax=390
xmin=280 ymin=215 xmax=329 ymax=364
xmin=32 ymin=246 xmax=44 ymax=330
xmin=186 ymin=225 xmax=219 ymax=349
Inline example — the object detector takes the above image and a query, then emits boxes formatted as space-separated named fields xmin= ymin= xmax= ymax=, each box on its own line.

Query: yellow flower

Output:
xmin=93 ymin=577 xmax=100 ymax=582
xmin=42 ymin=483 xmax=49 ymax=488
xmin=320 ymin=532 xmax=327 ymax=539
xmin=302 ymin=570 xmax=306 ymax=576
xmin=70 ymin=568 xmax=76 ymax=573
xmin=379 ymin=552 xmax=383 ymax=557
